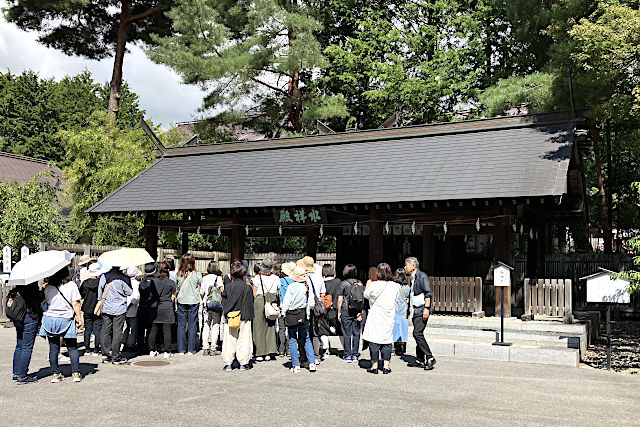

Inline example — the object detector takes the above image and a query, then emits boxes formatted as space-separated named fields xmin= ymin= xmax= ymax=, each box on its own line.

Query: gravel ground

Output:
xmin=583 ymin=320 xmax=640 ymax=374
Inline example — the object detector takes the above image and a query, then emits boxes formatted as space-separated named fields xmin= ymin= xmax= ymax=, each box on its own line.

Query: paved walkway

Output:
xmin=0 ymin=325 xmax=638 ymax=426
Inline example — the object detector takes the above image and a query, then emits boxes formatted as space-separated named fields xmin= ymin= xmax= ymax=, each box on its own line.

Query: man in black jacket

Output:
xmin=405 ymin=257 xmax=436 ymax=370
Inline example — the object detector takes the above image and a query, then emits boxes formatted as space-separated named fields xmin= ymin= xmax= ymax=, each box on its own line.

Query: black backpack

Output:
xmin=348 ymin=280 xmax=364 ymax=311
xmin=6 ymin=288 xmax=27 ymax=322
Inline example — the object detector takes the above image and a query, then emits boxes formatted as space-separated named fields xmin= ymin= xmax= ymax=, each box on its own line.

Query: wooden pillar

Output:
xmin=144 ymin=212 xmax=158 ymax=261
xmin=181 ymin=231 xmax=189 ymax=255
xmin=305 ymin=227 xmax=318 ymax=260
xmin=494 ymin=219 xmax=512 ymax=317
xmin=231 ymin=212 xmax=244 ymax=261
xmin=336 ymin=235 xmax=346 ymax=279
xmin=422 ymin=226 xmax=434 ymax=275
xmin=369 ymin=207 xmax=383 ymax=267
xmin=536 ymin=220 xmax=548 ymax=278
xmin=526 ymin=230 xmax=537 ymax=279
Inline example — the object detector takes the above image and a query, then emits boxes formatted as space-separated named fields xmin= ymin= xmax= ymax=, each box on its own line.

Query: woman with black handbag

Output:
xmin=281 ymin=266 xmax=316 ymax=373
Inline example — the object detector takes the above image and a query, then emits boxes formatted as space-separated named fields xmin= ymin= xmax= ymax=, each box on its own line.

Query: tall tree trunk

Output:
xmin=592 ymin=124 xmax=612 ymax=253
xmin=606 ymin=120 xmax=614 ymax=251
xmin=288 ymin=71 xmax=302 ymax=132
xmin=109 ymin=1 xmax=131 ymax=121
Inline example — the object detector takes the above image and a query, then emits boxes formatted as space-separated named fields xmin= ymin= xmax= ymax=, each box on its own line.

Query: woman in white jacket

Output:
xmin=362 ymin=263 xmax=400 ymax=375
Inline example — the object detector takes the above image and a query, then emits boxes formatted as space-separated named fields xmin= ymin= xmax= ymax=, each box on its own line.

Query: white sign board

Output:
xmin=2 ymin=245 xmax=11 ymax=273
xmin=20 ymin=246 xmax=30 ymax=260
xmin=494 ymin=264 xmax=512 ymax=287
xmin=586 ymin=273 xmax=630 ymax=304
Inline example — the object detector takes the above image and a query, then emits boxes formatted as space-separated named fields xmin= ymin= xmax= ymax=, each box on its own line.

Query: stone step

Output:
xmin=425 ymin=326 xmax=586 ymax=356
xmin=427 ymin=338 xmax=580 ymax=367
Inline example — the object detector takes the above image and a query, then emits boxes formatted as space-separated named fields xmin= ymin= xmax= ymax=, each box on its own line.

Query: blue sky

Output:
xmin=0 ymin=13 xmax=203 ymax=128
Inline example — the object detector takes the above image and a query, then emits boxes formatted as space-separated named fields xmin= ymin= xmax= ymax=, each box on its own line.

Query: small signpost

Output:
xmin=2 ymin=245 xmax=11 ymax=273
xmin=492 ymin=261 xmax=513 ymax=347
xmin=582 ymin=268 xmax=631 ymax=370
xmin=20 ymin=246 xmax=29 ymax=260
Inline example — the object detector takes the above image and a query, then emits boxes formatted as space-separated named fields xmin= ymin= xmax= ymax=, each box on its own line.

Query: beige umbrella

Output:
xmin=97 ymin=248 xmax=154 ymax=268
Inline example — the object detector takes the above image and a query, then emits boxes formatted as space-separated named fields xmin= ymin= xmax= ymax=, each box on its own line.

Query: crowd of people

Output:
xmin=10 ymin=253 xmax=436 ymax=383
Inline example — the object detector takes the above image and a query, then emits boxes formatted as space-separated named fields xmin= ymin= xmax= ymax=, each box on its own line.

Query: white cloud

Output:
xmin=0 ymin=15 xmax=204 ymax=128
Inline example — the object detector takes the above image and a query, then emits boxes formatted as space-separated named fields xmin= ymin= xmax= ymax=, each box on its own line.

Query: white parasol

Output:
xmin=8 ymin=250 xmax=75 ymax=286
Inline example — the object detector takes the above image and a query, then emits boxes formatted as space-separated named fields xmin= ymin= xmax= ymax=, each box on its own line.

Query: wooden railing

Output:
xmin=523 ymin=278 xmax=572 ymax=322
xmin=430 ymin=277 xmax=484 ymax=317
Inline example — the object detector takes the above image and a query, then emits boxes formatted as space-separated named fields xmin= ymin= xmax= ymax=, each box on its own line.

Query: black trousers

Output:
xmin=149 ymin=323 xmax=172 ymax=353
xmin=412 ymin=315 xmax=433 ymax=362
xmin=369 ymin=342 xmax=392 ymax=362
xmin=83 ymin=313 xmax=102 ymax=352
xmin=101 ymin=313 xmax=126 ymax=358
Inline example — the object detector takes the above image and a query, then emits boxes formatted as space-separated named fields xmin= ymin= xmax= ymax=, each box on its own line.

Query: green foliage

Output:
xmin=3 ymin=1 xmax=174 ymax=60
xmin=614 ymin=236 xmax=640 ymax=294
xmin=60 ymin=111 xmax=155 ymax=244
xmin=0 ymin=70 xmax=144 ymax=165
xmin=147 ymin=0 xmax=346 ymax=136
xmin=0 ymin=171 xmax=68 ymax=250
xmin=478 ymin=72 xmax=568 ymax=116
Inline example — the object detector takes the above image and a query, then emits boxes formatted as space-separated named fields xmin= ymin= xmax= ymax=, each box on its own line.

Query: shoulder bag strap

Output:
xmin=178 ymin=271 xmax=194 ymax=292
xmin=398 ymin=285 xmax=408 ymax=304
xmin=55 ymin=285 xmax=77 ymax=319
xmin=308 ymin=275 xmax=317 ymax=296
xmin=99 ymin=281 xmax=114 ymax=304
xmin=260 ymin=275 xmax=266 ymax=305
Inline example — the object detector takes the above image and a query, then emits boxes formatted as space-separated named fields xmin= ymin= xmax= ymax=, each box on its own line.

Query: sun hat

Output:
xmin=144 ymin=262 xmax=157 ymax=275
xmin=281 ymin=262 xmax=296 ymax=277
xmin=288 ymin=265 xmax=308 ymax=283
xmin=88 ymin=262 xmax=103 ymax=276
xmin=296 ymin=256 xmax=317 ymax=272
xmin=122 ymin=266 xmax=142 ymax=279
xmin=78 ymin=255 xmax=96 ymax=266
xmin=259 ymin=259 xmax=274 ymax=274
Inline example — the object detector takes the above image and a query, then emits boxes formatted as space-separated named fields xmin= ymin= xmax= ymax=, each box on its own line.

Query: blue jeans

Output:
xmin=13 ymin=315 xmax=39 ymax=377
xmin=48 ymin=337 xmax=79 ymax=374
xmin=177 ymin=303 xmax=199 ymax=353
xmin=341 ymin=309 xmax=361 ymax=357
xmin=288 ymin=321 xmax=315 ymax=367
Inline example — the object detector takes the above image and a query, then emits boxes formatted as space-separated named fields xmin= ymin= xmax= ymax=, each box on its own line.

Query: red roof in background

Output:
xmin=0 ymin=152 xmax=63 ymax=186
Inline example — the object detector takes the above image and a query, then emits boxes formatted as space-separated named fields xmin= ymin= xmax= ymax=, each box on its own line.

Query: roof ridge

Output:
xmin=164 ymin=119 xmax=576 ymax=159
xmin=0 ymin=151 xmax=52 ymax=165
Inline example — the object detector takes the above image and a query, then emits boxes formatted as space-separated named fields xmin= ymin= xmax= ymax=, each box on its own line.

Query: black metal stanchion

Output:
xmin=493 ymin=287 xmax=512 ymax=347
xmin=606 ymin=303 xmax=611 ymax=370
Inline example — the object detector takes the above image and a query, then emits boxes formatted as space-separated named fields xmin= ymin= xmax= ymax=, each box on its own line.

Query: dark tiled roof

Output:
xmin=88 ymin=114 xmax=576 ymax=213
xmin=0 ymin=152 xmax=63 ymax=186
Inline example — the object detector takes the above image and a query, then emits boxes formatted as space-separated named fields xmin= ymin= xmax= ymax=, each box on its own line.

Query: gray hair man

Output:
xmin=404 ymin=257 xmax=436 ymax=370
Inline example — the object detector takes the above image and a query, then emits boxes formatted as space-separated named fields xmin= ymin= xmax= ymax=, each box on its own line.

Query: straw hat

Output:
xmin=281 ymin=262 xmax=296 ymax=277
xmin=288 ymin=265 xmax=308 ymax=283
xmin=78 ymin=255 xmax=95 ymax=266
xmin=296 ymin=256 xmax=317 ymax=272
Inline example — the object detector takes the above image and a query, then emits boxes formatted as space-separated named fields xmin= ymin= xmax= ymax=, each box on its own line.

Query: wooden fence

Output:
xmin=523 ymin=278 xmax=572 ymax=322
xmin=431 ymin=277 xmax=484 ymax=317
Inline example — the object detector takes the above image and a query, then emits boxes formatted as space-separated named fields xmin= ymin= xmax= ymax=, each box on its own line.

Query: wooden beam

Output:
xmin=369 ymin=206 xmax=383 ymax=266
xmin=494 ymin=218 xmax=511 ymax=317
xmin=231 ymin=212 xmax=244 ymax=261
xmin=305 ymin=227 xmax=318 ymax=260
xmin=422 ymin=226 xmax=434 ymax=275
xmin=144 ymin=212 xmax=159 ymax=261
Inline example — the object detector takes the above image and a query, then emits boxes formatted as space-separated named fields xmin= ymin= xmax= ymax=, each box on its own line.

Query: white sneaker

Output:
xmin=309 ymin=363 xmax=317 ymax=372
xmin=255 ymin=356 xmax=264 ymax=362
xmin=163 ymin=352 xmax=171 ymax=359
xmin=291 ymin=366 xmax=300 ymax=373
xmin=149 ymin=351 xmax=159 ymax=357
xmin=58 ymin=355 xmax=70 ymax=363
xmin=186 ymin=352 xmax=194 ymax=356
